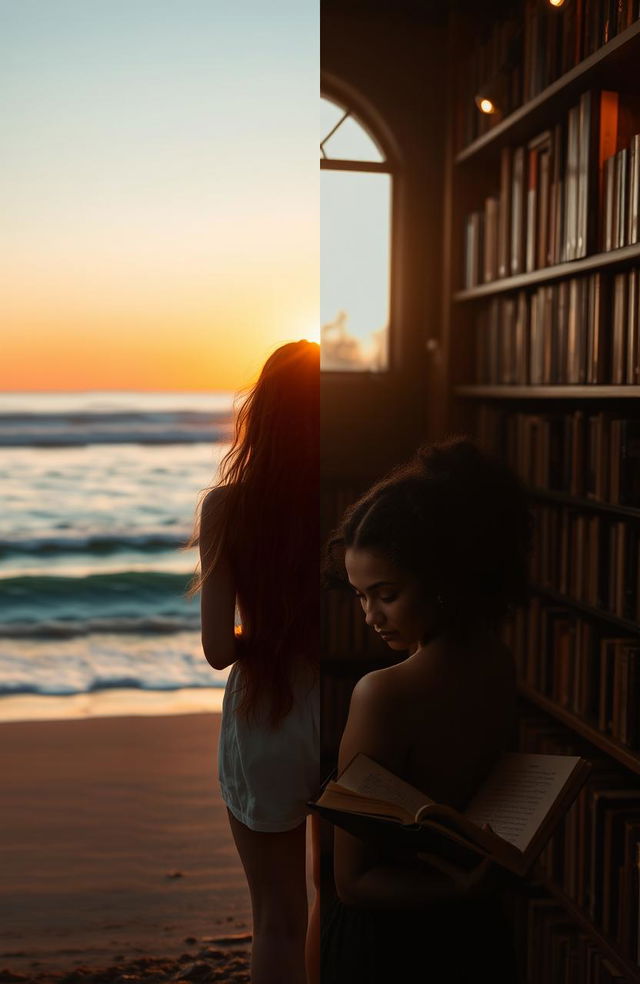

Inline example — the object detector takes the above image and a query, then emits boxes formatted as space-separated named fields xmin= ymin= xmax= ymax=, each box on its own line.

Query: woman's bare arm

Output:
xmin=333 ymin=670 xmax=474 ymax=908
xmin=199 ymin=488 xmax=238 ymax=671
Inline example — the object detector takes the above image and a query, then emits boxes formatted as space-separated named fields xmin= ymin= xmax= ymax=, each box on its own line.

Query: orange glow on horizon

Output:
xmin=3 ymin=265 xmax=318 ymax=392
xmin=3 ymin=320 xmax=316 ymax=392
xmin=2 ymin=162 xmax=318 ymax=393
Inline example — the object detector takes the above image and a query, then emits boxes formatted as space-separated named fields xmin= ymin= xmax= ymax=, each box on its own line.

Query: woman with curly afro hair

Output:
xmin=320 ymin=436 xmax=533 ymax=984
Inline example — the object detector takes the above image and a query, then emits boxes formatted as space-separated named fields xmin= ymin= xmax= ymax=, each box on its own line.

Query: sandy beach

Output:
xmin=0 ymin=706 xmax=315 ymax=982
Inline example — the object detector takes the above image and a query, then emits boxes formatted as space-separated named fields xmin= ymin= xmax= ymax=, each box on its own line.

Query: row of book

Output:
xmin=463 ymin=90 xmax=640 ymax=287
xmin=603 ymin=132 xmax=640 ymax=252
xmin=457 ymin=2 xmax=640 ymax=151
xmin=527 ymin=0 xmax=640 ymax=94
xmin=473 ymin=269 xmax=640 ymax=385
xmin=531 ymin=501 xmax=640 ymax=622
xmin=507 ymin=600 xmax=639 ymax=750
xmin=517 ymin=893 xmax=634 ymax=981
xmin=517 ymin=710 xmax=640 ymax=966
xmin=476 ymin=407 xmax=640 ymax=508
xmin=456 ymin=15 xmax=523 ymax=151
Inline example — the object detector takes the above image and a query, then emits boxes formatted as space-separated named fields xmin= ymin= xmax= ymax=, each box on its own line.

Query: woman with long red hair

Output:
xmin=191 ymin=340 xmax=320 ymax=984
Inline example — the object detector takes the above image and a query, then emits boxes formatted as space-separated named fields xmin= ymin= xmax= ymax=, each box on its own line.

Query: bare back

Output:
xmin=379 ymin=633 xmax=517 ymax=811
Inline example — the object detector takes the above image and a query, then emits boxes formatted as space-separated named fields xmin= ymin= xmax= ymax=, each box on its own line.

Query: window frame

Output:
xmin=320 ymin=84 xmax=399 ymax=377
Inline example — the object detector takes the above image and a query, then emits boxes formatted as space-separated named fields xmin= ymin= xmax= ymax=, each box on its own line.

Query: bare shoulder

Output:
xmin=339 ymin=665 xmax=407 ymax=772
xmin=201 ymin=484 xmax=229 ymax=515
xmin=350 ymin=664 xmax=405 ymax=711
xmin=200 ymin=485 xmax=230 ymax=539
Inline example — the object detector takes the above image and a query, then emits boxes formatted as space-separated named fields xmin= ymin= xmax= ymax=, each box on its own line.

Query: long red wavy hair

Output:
xmin=190 ymin=340 xmax=319 ymax=728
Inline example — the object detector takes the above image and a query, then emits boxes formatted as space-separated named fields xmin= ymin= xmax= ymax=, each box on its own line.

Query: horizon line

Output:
xmin=0 ymin=388 xmax=236 ymax=395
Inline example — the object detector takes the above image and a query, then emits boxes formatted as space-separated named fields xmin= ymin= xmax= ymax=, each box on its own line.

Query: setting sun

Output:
xmin=1 ymin=2 xmax=318 ymax=393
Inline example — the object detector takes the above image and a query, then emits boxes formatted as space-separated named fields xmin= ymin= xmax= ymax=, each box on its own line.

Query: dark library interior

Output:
xmin=320 ymin=1 xmax=640 ymax=981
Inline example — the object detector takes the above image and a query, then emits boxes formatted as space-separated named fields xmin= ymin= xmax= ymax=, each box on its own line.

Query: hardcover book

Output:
xmin=310 ymin=751 xmax=591 ymax=877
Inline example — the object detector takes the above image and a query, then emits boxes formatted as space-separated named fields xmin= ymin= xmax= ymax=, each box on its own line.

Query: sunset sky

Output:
xmin=1 ymin=1 xmax=318 ymax=392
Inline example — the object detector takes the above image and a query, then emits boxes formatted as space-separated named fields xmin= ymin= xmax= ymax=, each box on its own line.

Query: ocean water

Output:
xmin=0 ymin=391 xmax=234 ymax=706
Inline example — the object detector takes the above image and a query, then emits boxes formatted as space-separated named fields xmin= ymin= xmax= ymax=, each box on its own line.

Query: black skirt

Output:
xmin=321 ymin=892 xmax=518 ymax=984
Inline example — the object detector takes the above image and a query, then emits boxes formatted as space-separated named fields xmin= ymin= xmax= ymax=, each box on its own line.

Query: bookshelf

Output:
xmin=455 ymin=19 xmax=640 ymax=166
xmin=531 ymin=486 xmax=640 ymax=520
xmin=443 ymin=3 xmax=640 ymax=981
xmin=456 ymin=240 xmax=640 ymax=299
xmin=519 ymin=682 xmax=640 ymax=775
xmin=456 ymin=384 xmax=640 ymax=396
xmin=542 ymin=878 xmax=640 ymax=984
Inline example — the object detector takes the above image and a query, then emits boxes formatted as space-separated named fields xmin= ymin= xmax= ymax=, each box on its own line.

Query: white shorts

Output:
xmin=218 ymin=661 xmax=320 ymax=832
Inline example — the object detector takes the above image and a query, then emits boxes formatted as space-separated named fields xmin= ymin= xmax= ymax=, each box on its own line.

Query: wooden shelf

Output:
xmin=531 ymin=584 xmax=640 ymax=634
xmin=454 ymin=242 xmax=640 ymax=300
xmin=446 ymin=9 xmax=640 ymax=978
xmin=455 ymin=385 xmax=640 ymax=399
xmin=530 ymin=488 xmax=640 ymax=521
xmin=455 ymin=20 xmax=640 ymax=166
xmin=518 ymin=684 xmax=640 ymax=776
xmin=538 ymin=878 xmax=640 ymax=984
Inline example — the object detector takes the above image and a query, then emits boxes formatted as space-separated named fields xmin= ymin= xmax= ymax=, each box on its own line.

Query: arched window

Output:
xmin=320 ymin=95 xmax=393 ymax=372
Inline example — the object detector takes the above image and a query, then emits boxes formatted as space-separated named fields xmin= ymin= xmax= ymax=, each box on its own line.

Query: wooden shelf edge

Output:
xmin=455 ymin=242 xmax=640 ymax=300
xmin=455 ymin=20 xmax=640 ymax=165
xmin=530 ymin=488 xmax=640 ymax=521
xmin=531 ymin=584 xmax=640 ymax=634
xmin=537 ymin=878 xmax=640 ymax=983
xmin=454 ymin=385 xmax=640 ymax=398
xmin=518 ymin=684 xmax=640 ymax=775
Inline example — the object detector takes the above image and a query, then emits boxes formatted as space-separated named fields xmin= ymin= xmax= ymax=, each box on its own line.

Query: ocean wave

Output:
xmin=0 ymin=613 xmax=201 ymax=639
xmin=0 ymin=426 xmax=231 ymax=447
xmin=0 ymin=410 xmax=229 ymax=425
xmin=1 ymin=569 xmax=191 ymax=595
xmin=0 ymin=625 xmax=229 ymax=697
xmin=0 ymin=408 xmax=233 ymax=447
xmin=0 ymin=679 xmax=225 ymax=697
xmin=0 ymin=532 xmax=190 ymax=557
xmin=0 ymin=570 xmax=199 ymax=637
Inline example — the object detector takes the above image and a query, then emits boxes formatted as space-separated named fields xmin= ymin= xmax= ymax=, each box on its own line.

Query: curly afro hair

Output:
xmin=323 ymin=436 xmax=533 ymax=632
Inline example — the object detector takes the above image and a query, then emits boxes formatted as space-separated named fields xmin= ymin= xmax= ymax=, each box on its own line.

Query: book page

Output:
xmin=464 ymin=753 xmax=580 ymax=853
xmin=338 ymin=753 xmax=434 ymax=820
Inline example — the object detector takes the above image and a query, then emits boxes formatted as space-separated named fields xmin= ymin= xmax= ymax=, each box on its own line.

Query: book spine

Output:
xmin=604 ymin=154 xmax=616 ymax=251
xmin=566 ymin=279 xmax=579 ymax=384
xmin=629 ymin=133 xmax=640 ymax=245
xmin=526 ymin=146 xmax=539 ymax=273
xmin=553 ymin=122 xmax=565 ymax=265
xmin=577 ymin=90 xmax=590 ymax=258
xmin=511 ymin=147 xmax=526 ymax=275
xmin=621 ymin=144 xmax=630 ymax=248
xmin=538 ymin=147 xmax=551 ymax=270
xmin=616 ymin=147 xmax=629 ymax=248
xmin=611 ymin=273 xmax=627 ymax=384
xmin=564 ymin=106 xmax=580 ymax=262
xmin=626 ymin=268 xmax=639 ymax=383
xmin=483 ymin=197 xmax=499 ymax=284
xmin=498 ymin=147 xmax=512 ymax=279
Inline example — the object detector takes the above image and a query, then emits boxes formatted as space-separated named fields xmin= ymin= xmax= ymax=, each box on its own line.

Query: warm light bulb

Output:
xmin=548 ymin=0 xmax=565 ymax=6
xmin=479 ymin=97 xmax=496 ymax=115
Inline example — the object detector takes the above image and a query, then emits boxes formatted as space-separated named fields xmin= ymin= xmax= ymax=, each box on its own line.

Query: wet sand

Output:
xmin=0 ymin=709 xmax=314 ymax=981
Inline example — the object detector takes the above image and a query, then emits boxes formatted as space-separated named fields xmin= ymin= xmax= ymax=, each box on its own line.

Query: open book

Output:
xmin=309 ymin=751 xmax=591 ymax=877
